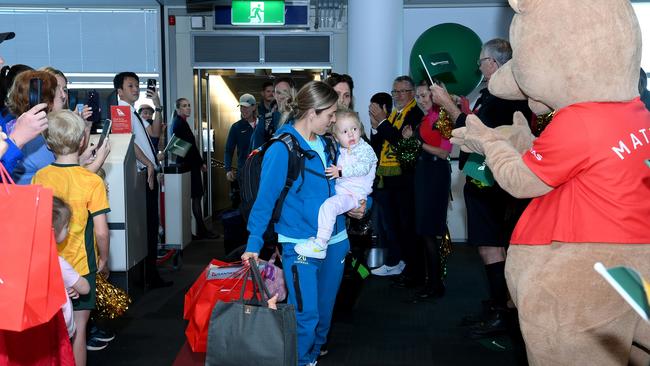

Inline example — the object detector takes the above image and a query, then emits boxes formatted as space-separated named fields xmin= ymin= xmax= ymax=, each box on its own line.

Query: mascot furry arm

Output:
xmin=451 ymin=111 xmax=552 ymax=199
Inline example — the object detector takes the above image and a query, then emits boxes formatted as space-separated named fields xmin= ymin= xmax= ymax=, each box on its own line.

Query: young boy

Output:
xmin=33 ymin=110 xmax=110 ymax=366
xmin=52 ymin=196 xmax=90 ymax=339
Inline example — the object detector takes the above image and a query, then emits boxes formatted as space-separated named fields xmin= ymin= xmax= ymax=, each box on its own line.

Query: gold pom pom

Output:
xmin=435 ymin=108 xmax=453 ymax=139
xmin=439 ymin=226 xmax=453 ymax=279
xmin=95 ymin=274 xmax=132 ymax=320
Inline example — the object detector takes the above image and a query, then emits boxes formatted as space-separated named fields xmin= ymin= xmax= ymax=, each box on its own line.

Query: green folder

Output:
xmin=463 ymin=153 xmax=495 ymax=187
xmin=595 ymin=262 xmax=649 ymax=322
xmin=164 ymin=134 xmax=192 ymax=158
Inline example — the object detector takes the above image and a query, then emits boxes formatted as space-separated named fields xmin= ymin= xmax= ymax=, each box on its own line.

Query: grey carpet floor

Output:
xmin=88 ymin=233 xmax=527 ymax=366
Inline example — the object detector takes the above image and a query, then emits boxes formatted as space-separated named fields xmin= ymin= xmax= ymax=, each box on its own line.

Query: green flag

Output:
xmin=164 ymin=134 xmax=192 ymax=158
xmin=595 ymin=262 xmax=650 ymax=322
xmin=419 ymin=52 xmax=457 ymax=83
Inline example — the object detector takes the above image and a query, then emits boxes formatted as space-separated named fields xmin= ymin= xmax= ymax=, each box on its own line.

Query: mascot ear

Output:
xmin=508 ymin=0 xmax=540 ymax=14
xmin=488 ymin=61 xmax=526 ymax=100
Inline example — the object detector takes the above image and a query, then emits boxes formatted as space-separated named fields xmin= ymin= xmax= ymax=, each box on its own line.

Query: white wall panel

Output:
xmin=0 ymin=8 xmax=160 ymax=74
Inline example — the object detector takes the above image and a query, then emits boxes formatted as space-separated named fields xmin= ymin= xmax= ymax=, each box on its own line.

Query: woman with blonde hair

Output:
xmin=242 ymin=81 xmax=365 ymax=366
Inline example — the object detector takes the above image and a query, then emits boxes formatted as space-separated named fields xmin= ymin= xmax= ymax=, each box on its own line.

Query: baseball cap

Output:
xmin=0 ymin=32 xmax=15 ymax=44
xmin=138 ymin=104 xmax=154 ymax=114
xmin=238 ymin=93 xmax=256 ymax=107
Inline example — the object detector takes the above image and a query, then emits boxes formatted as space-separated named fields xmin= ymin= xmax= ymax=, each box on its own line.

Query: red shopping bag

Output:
xmin=183 ymin=259 xmax=253 ymax=352
xmin=0 ymin=164 xmax=67 ymax=332
xmin=0 ymin=310 xmax=75 ymax=365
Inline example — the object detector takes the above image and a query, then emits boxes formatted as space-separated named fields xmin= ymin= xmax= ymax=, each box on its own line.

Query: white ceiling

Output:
xmin=0 ymin=0 xmax=647 ymax=9
xmin=0 ymin=0 xmax=510 ymax=8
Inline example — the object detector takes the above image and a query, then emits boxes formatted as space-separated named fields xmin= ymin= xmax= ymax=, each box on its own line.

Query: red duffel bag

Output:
xmin=183 ymin=259 xmax=253 ymax=352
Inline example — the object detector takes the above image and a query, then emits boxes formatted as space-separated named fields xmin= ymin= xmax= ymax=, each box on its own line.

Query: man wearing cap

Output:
xmin=224 ymin=93 xmax=257 ymax=207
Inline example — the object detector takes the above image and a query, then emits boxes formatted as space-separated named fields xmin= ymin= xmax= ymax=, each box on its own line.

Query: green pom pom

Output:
xmin=396 ymin=138 xmax=421 ymax=168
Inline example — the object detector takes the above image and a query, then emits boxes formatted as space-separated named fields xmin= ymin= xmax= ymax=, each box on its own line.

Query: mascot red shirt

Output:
xmin=512 ymin=98 xmax=650 ymax=245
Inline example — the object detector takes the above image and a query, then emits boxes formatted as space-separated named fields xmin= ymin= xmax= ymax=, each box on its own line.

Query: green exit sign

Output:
xmin=232 ymin=1 xmax=285 ymax=26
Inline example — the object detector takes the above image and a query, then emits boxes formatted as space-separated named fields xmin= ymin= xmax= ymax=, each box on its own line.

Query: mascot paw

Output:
xmin=494 ymin=111 xmax=535 ymax=153
xmin=451 ymin=115 xmax=501 ymax=154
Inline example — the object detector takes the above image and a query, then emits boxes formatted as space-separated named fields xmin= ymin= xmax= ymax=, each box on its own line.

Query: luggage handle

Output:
xmin=268 ymin=247 xmax=281 ymax=266
xmin=186 ymin=261 xmax=248 ymax=314
xmin=0 ymin=162 xmax=15 ymax=194
xmin=239 ymin=261 xmax=272 ymax=306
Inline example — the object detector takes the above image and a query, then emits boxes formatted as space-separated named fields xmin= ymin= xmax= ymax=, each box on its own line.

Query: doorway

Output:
xmin=193 ymin=68 xmax=328 ymax=216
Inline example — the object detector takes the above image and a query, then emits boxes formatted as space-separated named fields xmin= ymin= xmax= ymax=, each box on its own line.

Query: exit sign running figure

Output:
xmin=231 ymin=1 xmax=285 ymax=26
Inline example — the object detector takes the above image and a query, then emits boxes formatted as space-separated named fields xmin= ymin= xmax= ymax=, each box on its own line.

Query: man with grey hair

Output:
xmin=432 ymin=38 xmax=532 ymax=338
xmin=368 ymin=75 xmax=424 ymax=286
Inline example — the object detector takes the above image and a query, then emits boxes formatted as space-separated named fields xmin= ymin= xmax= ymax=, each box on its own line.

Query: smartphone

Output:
xmin=95 ymin=119 xmax=112 ymax=152
xmin=86 ymin=90 xmax=100 ymax=123
xmin=28 ymin=78 xmax=42 ymax=110
xmin=76 ymin=103 xmax=84 ymax=114
xmin=147 ymin=79 xmax=157 ymax=93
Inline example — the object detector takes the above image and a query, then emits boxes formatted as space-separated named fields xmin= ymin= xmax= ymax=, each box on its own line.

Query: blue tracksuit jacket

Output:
xmin=245 ymin=124 xmax=349 ymax=366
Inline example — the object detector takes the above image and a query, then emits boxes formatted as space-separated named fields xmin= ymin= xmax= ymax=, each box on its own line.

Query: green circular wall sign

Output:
xmin=409 ymin=23 xmax=483 ymax=96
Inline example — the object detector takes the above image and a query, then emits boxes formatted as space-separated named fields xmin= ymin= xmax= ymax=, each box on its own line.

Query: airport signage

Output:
xmin=231 ymin=1 xmax=285 ymax=26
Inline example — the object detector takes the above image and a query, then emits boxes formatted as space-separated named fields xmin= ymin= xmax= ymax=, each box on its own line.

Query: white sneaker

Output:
xmin=397 ymin=260 xmax=406 ymax=272
xmin=295 ymin=238 xmax=326 ymax=259
xmin=370 ymin=262 xmax=404 ymax=276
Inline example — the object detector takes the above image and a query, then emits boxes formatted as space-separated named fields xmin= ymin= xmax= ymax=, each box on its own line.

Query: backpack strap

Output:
xmin=322 ymin=133 xmax=339 ymax=166
xmin=269 ymin=133 xmax=306 ymax=223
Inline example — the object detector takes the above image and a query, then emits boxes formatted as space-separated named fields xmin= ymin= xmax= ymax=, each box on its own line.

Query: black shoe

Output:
xmin=460 ymin=313 xmax=489 ymax=326
xmin=89 ymin=325 xmax=115 ymax=342
xmin=86 ymin=337 xmax=108 ymax=351
xmin=406 ymin=286 xmax=445 ymax=303
xmin=460 ymin=300 xmax=497 ymax=326
xmin=391 ymin=274 xmax=419 ymax=289
xmin=147 ymin=278 xmax=174 ymax=289
xmin=318 ymin=342 xmax=329 ymax=359
xmin=198 ymin=231 xmax=220 ymax=239
xmin=468 ymin=311 xmax=508 ymax=339
xmin=194 ymin=231 xmax=221 ymax=240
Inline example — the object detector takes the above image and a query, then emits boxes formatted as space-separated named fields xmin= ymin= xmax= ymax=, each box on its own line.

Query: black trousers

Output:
xmin=373 ymin=173 xmax=419 ymax=277
xmin=145 ymin=175 xmax=161 ymax=282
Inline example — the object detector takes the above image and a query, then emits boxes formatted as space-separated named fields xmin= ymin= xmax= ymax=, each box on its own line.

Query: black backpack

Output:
xmin=239 ymin=132 xmax=337 ymax=242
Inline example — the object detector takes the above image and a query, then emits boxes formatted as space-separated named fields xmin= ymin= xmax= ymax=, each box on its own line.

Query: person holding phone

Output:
xmin=0 ymin=63 xmax=44 ymax=175
xmin=7 ymin=67 xmax=109 ymax=184
xmin=0 ymin=63 xmax=32 ymax=122
xmin=140 ymin=79 xmax=164 ymax=151
xmin=113 ymin=71 xmax=172 ymax=289
xmin=2 ymin=70 xmax=57 ymax=179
